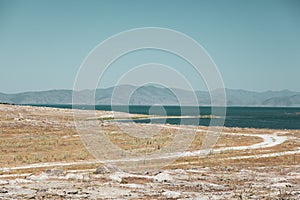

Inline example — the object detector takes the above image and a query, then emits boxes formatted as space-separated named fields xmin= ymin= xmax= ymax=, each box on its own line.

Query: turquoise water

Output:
xmin=29 ymin=105 xmax=300 ymax=130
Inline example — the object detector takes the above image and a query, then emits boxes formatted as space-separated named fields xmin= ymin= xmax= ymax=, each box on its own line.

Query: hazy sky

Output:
xmin=0 ymin=0 xmax=300 ymax=93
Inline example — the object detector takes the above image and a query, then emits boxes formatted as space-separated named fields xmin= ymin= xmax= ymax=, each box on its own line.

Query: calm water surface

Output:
xmin=29 ymin=104 xmax=300 ymax=130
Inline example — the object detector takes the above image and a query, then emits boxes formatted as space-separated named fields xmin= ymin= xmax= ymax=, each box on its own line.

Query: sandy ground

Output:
xmin=0 ymin=104 xmax=299 ymax=199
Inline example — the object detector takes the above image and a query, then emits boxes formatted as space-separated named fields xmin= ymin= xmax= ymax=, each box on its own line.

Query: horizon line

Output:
xmin=1 ymin=85 xmax=300 ymax=95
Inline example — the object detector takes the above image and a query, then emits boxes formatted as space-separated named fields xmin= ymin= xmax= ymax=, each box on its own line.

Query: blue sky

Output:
xmin=0 ymin=0 xmax=299 ymax=93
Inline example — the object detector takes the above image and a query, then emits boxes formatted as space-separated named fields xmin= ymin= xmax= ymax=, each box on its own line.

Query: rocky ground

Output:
xmin=0 ymin=164 xmax=299 ymax=199
xmin=0 ymin=104 xmax=299 ymax=199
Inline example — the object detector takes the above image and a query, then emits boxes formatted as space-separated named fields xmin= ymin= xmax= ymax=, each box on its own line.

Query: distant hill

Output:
xmin=1 ymin=85 xmax=300 ymax=107
xmin=262 ymin=95 xmax=300 ymax=107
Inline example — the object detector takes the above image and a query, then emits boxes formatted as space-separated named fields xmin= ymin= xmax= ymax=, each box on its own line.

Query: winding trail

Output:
xmin=0 ymin=126 xmax=295 ymax=172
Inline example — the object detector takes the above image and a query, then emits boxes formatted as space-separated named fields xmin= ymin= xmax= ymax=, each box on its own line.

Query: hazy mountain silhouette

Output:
xmin=1 ymin=85 xmax=300 ymax=107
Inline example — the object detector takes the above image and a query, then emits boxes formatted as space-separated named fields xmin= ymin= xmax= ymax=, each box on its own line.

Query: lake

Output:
xmin=29 ymin=104 xmax=300 ymax=130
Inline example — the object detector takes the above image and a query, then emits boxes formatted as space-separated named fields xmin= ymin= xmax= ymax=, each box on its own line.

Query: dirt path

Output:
xmin=0 ymin=128 xmax=290 ymax=172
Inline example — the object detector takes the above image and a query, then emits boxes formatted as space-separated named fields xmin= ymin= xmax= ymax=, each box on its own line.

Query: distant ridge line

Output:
xmin=0 ymin=85 xmax=300 ymax=107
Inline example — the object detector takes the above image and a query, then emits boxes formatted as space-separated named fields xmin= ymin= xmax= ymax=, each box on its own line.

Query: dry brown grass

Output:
xmin=0 ymin=105 xmax=93 ymax=167
xmin=100 ymin=123 xmax=263 ymax=154
xmin=101 ymin=124 xmax=174 ymax=153
xmin=0 ymin=104 xmax=299 ymax=173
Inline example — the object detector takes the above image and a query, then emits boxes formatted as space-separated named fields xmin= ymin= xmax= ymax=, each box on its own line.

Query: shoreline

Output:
xmin=6 ymin=103 xmax=300 ymax=130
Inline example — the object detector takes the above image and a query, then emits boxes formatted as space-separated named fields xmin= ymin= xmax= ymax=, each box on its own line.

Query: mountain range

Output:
xmin=1 ymin=85 xmax=300 ymax=107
